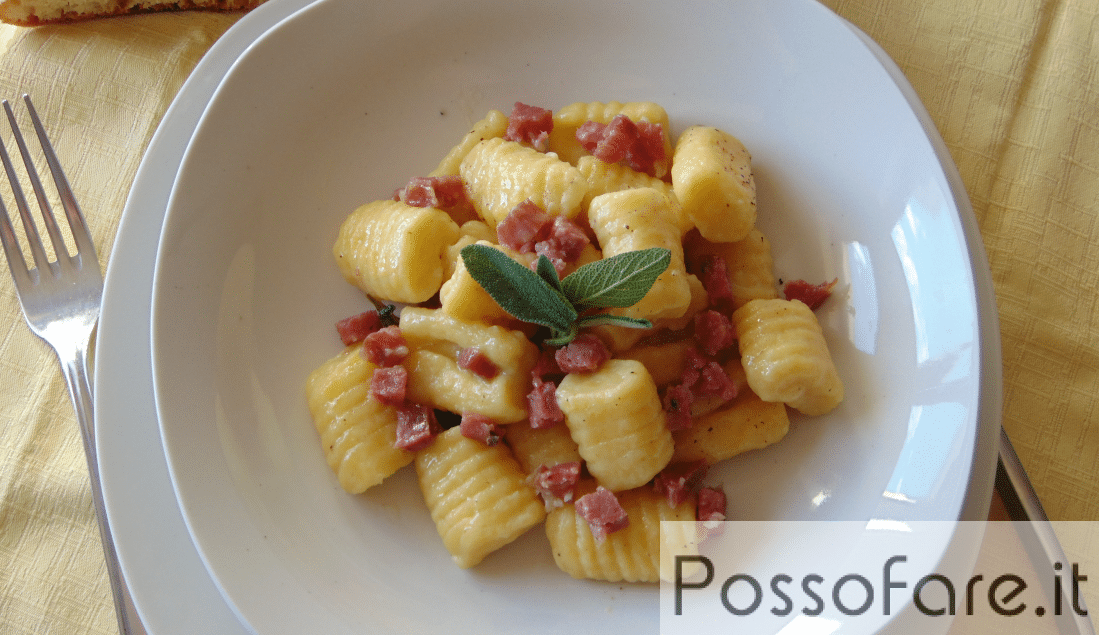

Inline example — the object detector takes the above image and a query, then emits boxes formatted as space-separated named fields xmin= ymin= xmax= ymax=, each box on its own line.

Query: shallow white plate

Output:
xmin=150 ymin=0 xmax=1001 ymax=633
xmin=94 ymin=0 xmax=319 ymax=632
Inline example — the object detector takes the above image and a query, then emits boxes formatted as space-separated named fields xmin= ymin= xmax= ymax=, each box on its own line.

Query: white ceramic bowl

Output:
xmin=150 ymin=0 xmax=1001 ymax=632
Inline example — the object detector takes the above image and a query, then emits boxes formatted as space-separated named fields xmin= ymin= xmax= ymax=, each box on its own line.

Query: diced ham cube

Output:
xmin=697 ymin=486 xmax=727 ymax=523
xmin=681 ymin=346 xmax=708 ymax=388
xmin=652 ymin=460 xmax=708 ymax=508
xmin=575 ymin=115 xmax=666 ymax=177
xmin=395 ymin=175 xmax=467 ymax=209
xmin=531 ymin=248 xmax=567 ymax=277
xmin=370 ymin=365 xmax=407 ymax=406
xmin=548 ymin=216 xmax=590 ymax=261
xmin=662 ymin=382 xmax=694 ymax=431
xmin=428 ymin=175 xmax=467 ymax=208
xmin=459 ymin=412 xmax=501 ymax=446
xmin=335 ymin=310 xmax=382 ymax=345
xmin=533 ymin=216 xmax=591 ymax=274
xmin=694 ymin=361 xmax=738 ymax=401
xmin=496 ymin=199 xmax=553 ymax=253
xmin=693 ymin=310 xmax=735 ymax=356
xmin=784 ymin=278 xmax=838 ymax=311
xmin=394 ymin=403 xmax=441 ymax=451
xmin=699 ymin=255 xmax=734 ymax=310
xmin=554 ymin=333 xmax=610 ymax=374
xmin=457 ymin=347 xmax=500 ymax=380
xmin=575 ymin=486 xmax=629 ymax=544
xmin=531 ymin=347 xmax=564 ymax=380
xmin=361 ymin=326 xmax=409 ymax=367
xmin=504 ymin=102 xmax=554 ymax=151
xmin=397 ymin=176 xmax=438 ymax=208
xmin=533 ymin=461 xmax=581 ymax=504
xmin=577 ymin=116 xmax=635 ymax=164
xmin=527 ymin=378 xmax=564 ymax=429
xmin=627 ymin=121 xmax=667 ymax=177
xmin=575 ymin=120 xmax=608 ymax=155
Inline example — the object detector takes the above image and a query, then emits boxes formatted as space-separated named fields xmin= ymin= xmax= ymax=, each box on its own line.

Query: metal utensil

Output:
xmin=0 ymin=95 xmax=135 ymax=635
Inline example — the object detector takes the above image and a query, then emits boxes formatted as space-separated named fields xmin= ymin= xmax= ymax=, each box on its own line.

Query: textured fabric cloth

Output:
xmin=0 ymin=12 xmax=242 ymax=635
xmin=0 ymin=1 xmax=1095 ymax=633
xmin=821 ymin=0 xmax=1098 ymax=521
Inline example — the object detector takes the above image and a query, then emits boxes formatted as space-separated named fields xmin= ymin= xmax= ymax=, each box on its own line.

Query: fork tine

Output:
xmin=1 ymin=98 xmax=70 ymax=271
xmin=0 ymin=183 xmax=31 ymax=286
xmin=24 ymin=95 xmax=97 ymax=263
xmin=0 ymin=102 xmax=49 ymax=273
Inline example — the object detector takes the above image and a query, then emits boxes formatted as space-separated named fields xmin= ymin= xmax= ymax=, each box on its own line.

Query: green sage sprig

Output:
xmin=460 ymin=243 xmax=670 ymax=346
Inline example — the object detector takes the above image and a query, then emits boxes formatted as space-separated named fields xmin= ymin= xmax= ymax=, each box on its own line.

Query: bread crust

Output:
xmin=0 ymin=0 xmax=265 ymax=26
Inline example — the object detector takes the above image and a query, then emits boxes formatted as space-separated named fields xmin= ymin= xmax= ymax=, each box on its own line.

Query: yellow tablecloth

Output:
xmin=0 ymin=1 xmax=1095 ymax=633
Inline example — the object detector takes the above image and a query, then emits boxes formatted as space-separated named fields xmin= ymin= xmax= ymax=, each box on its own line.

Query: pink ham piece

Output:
xmin=681 ymin=346 xmax=708 ymax=388
xmin=496 ymin=200 xmax=590 ymax=274
xmin=574 ymin=486 xmax=629 ymax=543
xmin=697 ymin=486 xmax=727 ymax=523
xmin=554 ymin=333 xmax=610 ymax=374
xmin=361 ymin=326 xmax=409 ymax=367
xmin=531 ymin=347 xmax=564 ymax=380
xmin=577 ymin=116 xmax=635 ymax=164
xmin=576 ymin=114 xmax=667 ymax=177
xmin=629 ymin=121 xmax=666 ymax=176
xmin=370 ymin=365 xmax=408 ymax=407
xmin=394 ymin=403 xmax=441 ymax=451
xmin=457 ymin=347 xmax=500 ymax=380
xmin=662 ymin=382 xmax=694 ymax=431
xmin=335 ymin=310 xmax=382 ymax=345
xmin=504 ymin=102 xmax=554 ymax=152
xmin=784 ymin=278 xmax=838 ymax=311
xmin=534 ymin=215 xmax=591 ymax=275
xmin=459 ymin=412 xmax=502 ymax=446
xmin=394 ymin=175 xmax=467 ymax=209
xmin=496 ymin=199 xmax=553 ymax=253
xmin=695 ymin=361 xmax=738 ymax=401
xmin=533 ymin=461 xmax=581 ymax=504
xmin=652 ymin=460 xmax=708 ymax=508
xmin=527 ymin=377 xmax=564 ymax=429
xmin=699 ymin=255 xmax=734 ymax=311
xmin=693 ymin=310 xmax=735 ymax=357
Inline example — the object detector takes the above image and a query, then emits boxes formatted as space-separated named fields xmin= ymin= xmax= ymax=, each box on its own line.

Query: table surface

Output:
xmin=0 ymin=1 xmax=1095 ymax=633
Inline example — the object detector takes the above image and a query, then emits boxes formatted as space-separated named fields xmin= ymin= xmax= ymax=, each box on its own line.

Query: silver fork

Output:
xmin=0 ymin=95 xmax=135 ymax=635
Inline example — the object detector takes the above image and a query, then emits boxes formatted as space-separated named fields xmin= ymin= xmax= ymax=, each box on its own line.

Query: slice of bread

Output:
xmin=0 ymin=0 xmax=265 ymax=25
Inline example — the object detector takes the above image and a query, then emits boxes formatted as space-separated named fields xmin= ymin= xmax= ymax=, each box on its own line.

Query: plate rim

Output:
xmin=146 ymin=0 xmax=1004 ymax=631
xmin=93 ymin=0 xmax=323 ymax=632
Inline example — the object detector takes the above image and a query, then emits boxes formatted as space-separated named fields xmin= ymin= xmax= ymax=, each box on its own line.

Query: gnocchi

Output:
xmin=306 ymin=100 xmax=844 ymax=581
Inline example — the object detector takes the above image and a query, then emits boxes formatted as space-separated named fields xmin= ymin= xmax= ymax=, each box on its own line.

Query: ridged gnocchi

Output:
xmin=430 ymin=109 xmax=509 ymax=177
xmin=556 ymin=359 xmax=674 ymax=491
xmin=333 ymin=199 xmax=461 ymax=303
xmin=671 ymin=125 xmax=757 ymax=243
xmin=416 ymin=427 xmax=546 ymax=568
xmin=685 ymin=227 xmax=779 ymax=309
xmin=400 ymin=307 xmax=539 ymax=423
xmin=733 ymin=298 xmax=844 ymax=416
xmin=504 ymin=418 xmax=583 ymax=476
xmin=587 ymin=188 xmax=692 ymax=321
xmin=460 ymin=137 xmax=589 ymax=227
xmin=545 ymin=482 xmax=696 ymax=582
xmin=305 ymin=344 xmax=413 ymax=493
xmin=576 ymin=155 xmax=692 ymax=235
xmin=439 ymin=240 xmax=527 ymax=326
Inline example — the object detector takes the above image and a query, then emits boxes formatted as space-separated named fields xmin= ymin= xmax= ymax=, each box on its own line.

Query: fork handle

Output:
xmin=60 ymin=341 xmax=137 ymax=635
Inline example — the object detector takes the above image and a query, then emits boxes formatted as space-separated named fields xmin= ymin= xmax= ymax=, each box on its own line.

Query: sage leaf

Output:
xmin=560 ymin=247 xmax=671 ymax=309
xmin=576 ymin=314 xmax=654 ymax=331
xmin=535 ymin=254 xmax=563 ymax=292
xmin=460 ymin=244 xmax=577 ymax=333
